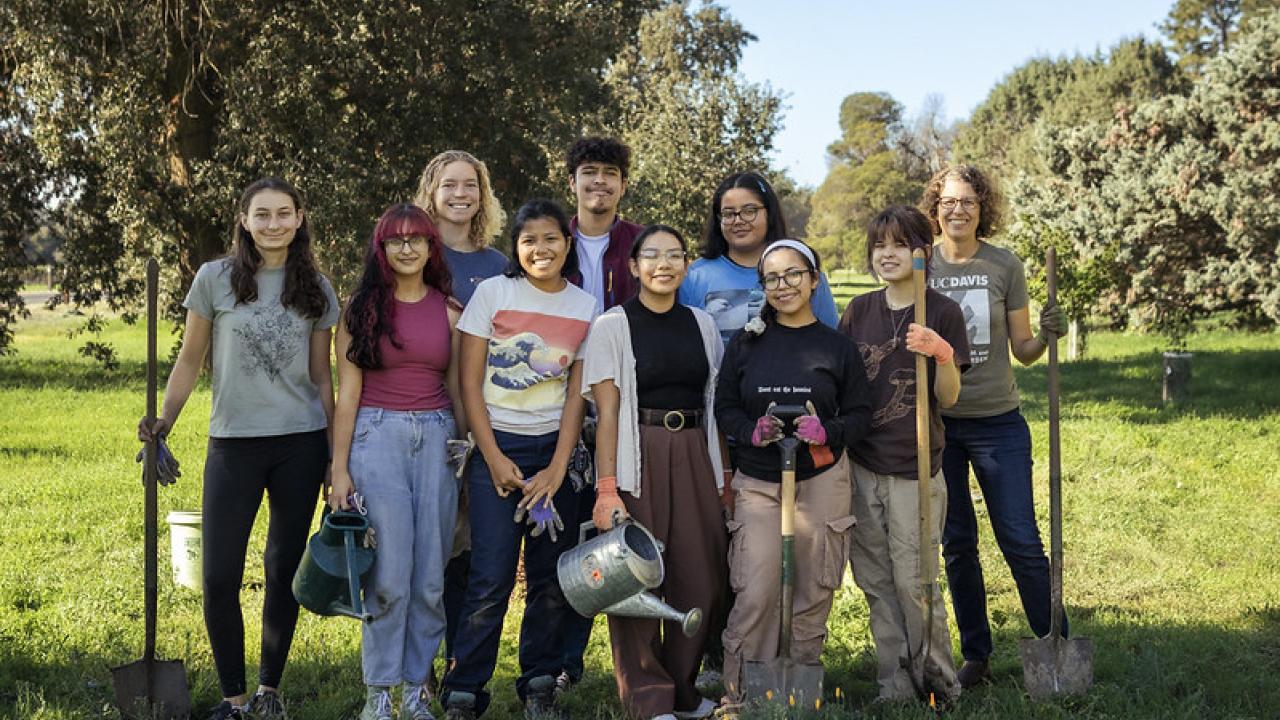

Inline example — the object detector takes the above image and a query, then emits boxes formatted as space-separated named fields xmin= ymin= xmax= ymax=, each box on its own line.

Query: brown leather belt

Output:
xmin=637 ymin=408 xmax=704 ymax=431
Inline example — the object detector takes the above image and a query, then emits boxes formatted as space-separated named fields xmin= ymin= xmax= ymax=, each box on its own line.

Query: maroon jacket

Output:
xmin=568 ymin=214 xmax=644 ymax=310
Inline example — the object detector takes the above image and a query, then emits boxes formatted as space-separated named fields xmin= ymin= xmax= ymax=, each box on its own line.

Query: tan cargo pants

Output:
xmin=721 ymin=454 xmax=856 ymax=701
xmin=848 ymin=461 xmax=960 ymax=702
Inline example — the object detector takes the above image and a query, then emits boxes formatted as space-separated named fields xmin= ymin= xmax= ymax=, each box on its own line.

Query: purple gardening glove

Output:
xmin=751 ymin=415 xmax=784 ymax=447
xmin=514 ymin=494 xmax=564 ymax=543
xmin=795 ymin=415 xmax=827 ymax=445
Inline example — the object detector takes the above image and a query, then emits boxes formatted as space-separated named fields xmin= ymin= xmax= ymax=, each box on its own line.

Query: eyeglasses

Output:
xmin=636 ymin=249 xmax=687 ymax=263
xmin=383 ymin=236 xmax=428 ymax=252
xmin=761 ymin=268 xmax=812 ymax=291
xmin=720 ymin=205 xmax=763 ymax=225
xmin=938 ymin=197 xmax=979 ymax=211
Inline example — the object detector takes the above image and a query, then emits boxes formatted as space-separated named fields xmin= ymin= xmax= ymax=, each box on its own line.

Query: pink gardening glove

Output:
xmin=751 ymin=415 xmax=783 ymax=447
xmin=906 ymin=323 xmax=955 ymax=365
xmin=794 ymin=415 xmax=827 ymax=445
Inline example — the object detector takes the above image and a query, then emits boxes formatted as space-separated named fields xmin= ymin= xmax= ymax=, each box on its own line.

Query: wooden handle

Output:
xmin=144 ymin=258 xmax=159 ymax=661
xmin=912 ymin=249 xmax=932 ymax=582
xmin=1046 ymin=247 xmax=1064 ymax=638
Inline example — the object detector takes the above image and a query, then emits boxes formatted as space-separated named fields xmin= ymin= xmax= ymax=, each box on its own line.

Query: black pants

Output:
xmin=202 ymin=430 xmax=326 ymax=697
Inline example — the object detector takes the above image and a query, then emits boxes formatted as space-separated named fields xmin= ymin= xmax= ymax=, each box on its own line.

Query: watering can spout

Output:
xmin=604 ymin=591 xmax=703 ymax=638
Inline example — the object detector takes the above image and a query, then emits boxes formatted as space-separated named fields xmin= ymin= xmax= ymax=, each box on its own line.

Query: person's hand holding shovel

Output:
xmin=751 ymin=414 xmax=784 ymax=447
xmin=906 ymin=323 xmax=955 ymax=364
xmin=795 ymin=401 xmax=834 ymax=466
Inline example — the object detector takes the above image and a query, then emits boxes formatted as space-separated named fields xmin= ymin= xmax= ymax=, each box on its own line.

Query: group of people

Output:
xmin=137 ymin=135 xmax=1068 ymax=720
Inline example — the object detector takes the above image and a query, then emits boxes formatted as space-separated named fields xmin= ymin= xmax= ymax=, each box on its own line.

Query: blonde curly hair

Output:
xmin=414 ymin=150 xmax=505 ymax=249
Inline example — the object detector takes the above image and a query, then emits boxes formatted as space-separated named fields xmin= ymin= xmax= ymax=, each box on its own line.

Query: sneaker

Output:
xmin=674 ymin=698 xmax=716 ymax=719
xmin=403 ymin=683 xmax=437 ymax=720
xmin=248 ymin=690 xmax=286 ymax=719
xmin=956 ymin=659 xmax=992 ymax=689
xmin=360 ymin=686 xmax=394 ymax=720
xmin=443 ymin=691 xmax=478 ymax=720
xmin=206 ymin=701 xmax=247 ymax=720
xmin=524 ymin=675 xmax=567 ymax=720
xmin=553 ymin=670 xmax=576 ymax=697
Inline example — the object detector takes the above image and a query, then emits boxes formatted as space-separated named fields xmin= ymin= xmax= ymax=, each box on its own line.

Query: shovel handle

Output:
xmin=144 ymin=258 xmax=159 ymax=664
xmin=912 ymin=250 xmax=937 ymax=664
xmin=1047 ymin=248 xmax=1064 ymax=638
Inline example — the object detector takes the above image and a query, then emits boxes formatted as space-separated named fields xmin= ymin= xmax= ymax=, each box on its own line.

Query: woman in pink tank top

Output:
xmin=329 ymin=204 xmax=466 ymax=720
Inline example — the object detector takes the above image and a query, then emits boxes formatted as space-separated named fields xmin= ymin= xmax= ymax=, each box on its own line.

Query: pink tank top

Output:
xmin=359 ymin=290 xmax=452 ymax=411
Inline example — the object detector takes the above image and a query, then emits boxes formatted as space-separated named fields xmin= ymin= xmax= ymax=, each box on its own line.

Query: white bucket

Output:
xmin=166 ymin=511 xmax=203 ymax=591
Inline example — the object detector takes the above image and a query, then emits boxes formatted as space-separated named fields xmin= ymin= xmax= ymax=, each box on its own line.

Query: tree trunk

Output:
xmin=1067 ymin=318 xmax=1087 ymax=360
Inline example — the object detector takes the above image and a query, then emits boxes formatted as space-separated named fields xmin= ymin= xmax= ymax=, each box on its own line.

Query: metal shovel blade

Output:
xmin=1019 ymin=634 xmax=1094 ymax=700
xmin=742 ymin=657 xmax=824 ymax=711
xmin=110 ymin=658 xmax=191 ymax=719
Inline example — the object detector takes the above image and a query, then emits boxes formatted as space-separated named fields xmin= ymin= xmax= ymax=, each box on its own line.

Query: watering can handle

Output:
xmin=343 ymin=529 xmax=364 ymax=620
xmin=577 ymin=513 xmax=663 ymax=551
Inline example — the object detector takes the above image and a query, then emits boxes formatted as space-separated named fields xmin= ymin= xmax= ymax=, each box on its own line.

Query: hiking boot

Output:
xmin=956 ymin=659 xmax=992 ymax=689
xmin=443 ymin=691 xmax=478 ymax=720
xmin=248 ymin=689 xmax=287 ymax=719
xmin=403 ymin=682 xmax=437 ymax=720
xmin=206 ymin=701 xmax=247 ymax=720
xmin=524 ymin=675 xmax=567 ymax=720
xmin=360 ymin=686 xmax=394 ymax=720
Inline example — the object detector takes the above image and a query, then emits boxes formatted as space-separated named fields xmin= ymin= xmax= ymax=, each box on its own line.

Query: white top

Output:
xmin=457 ymin=275 xmax=596 ymax=435
xmin=581 ymin=304 xmax=726 ymax=496
xmin=574 ymin=228 xmax=611 ymax=315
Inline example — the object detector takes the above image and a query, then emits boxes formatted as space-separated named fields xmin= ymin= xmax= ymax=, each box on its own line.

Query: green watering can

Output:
xmin=292 ymin=508 xmax=375 ymax=621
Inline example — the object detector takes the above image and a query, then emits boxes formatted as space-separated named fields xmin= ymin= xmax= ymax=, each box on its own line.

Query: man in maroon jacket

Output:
xmin=565 ymin=136 xmax=644 ymax=313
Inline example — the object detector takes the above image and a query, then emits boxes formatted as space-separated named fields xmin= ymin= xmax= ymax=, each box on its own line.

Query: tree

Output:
xmin=587 ymin=1 xmax=783 ymax=245
xmin=0 ymin=54 xmax=44 ymax=353
xmin=1160 ymin=0 xmax=1280 ymax=71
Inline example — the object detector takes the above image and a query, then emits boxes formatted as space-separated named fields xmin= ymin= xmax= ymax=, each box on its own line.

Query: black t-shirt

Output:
xmin=838 ymin=288 xmax=971 ymax=479
xmin=624 ymin=297 xmax=708 ymax=410
xmin=715 ymin=320 xmax=872 ymax=482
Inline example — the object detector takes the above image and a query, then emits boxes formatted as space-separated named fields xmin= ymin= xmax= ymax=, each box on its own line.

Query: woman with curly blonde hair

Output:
xmin=414 ymin=150 xmax=507 ymax=305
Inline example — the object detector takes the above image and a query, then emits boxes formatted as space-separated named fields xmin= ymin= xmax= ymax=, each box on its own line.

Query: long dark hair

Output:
xmin=228 ymin=177 xmax=330 ymax=318
xmin=700 ymin=171 xmax=788 ymax=260
xmin=344 ymin=204 xmax=456 ymax=370
xmin=750 ymin=240 xmax=822 ymax=341
xmin=502 ymin=199 xmax=580 ymax=279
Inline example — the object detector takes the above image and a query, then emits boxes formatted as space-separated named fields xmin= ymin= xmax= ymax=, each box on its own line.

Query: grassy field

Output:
xmin=1 ymin=304 xmax=1278 ymax=719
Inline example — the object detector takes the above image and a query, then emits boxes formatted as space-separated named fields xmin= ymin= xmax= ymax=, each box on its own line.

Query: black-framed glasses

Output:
xmin=383 ymin=236 xmax=428 ymax=252
xmin=636 ymin=249 xmax=687 ymax=263
xmin=761 ymin=268 xmax=812 ymax=291
xmin=938 ymin=197 xmax=979 ymax=211
xmin=720 ymin=205 xmax=763 ymax=225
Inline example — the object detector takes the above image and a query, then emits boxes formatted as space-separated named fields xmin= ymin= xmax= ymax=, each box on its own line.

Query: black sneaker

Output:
xmin=443 ymin=691 xmax=478 ymax=720
xmin=207 ymin=701 xmax=247 ymax=720
xmin=248 ymin=689 xmax=287 ymax=719
xmin=956 ymin=659 xmax=992 ymax=689
xmin=524 ymin=675 xmax=567 ymax=720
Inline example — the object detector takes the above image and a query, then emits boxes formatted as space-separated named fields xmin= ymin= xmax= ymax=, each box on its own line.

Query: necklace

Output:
xmin=884 ymin=297 xmax=912 ymax=350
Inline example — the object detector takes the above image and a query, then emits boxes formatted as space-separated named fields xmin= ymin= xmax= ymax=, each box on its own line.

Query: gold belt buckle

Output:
xmin=662 ymin=410 xmax=686 ymax=432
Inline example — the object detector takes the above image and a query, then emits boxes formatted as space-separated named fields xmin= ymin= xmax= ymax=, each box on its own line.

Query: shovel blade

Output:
xmin=742 ymin=658 xmax=825 ymax=710
xmin=1019 ymin=635 xmax=1094 ymax=700
xmin=110 ymin=659 xmax=191 ymax=719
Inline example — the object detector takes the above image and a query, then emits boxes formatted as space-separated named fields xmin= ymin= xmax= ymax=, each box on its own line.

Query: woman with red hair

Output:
xmin=329 ymin=204 xmax=467 ymax=720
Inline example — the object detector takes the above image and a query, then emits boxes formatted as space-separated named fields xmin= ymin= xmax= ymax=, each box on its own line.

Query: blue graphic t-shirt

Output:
xmin=679 ymin=254 xmax=840 ymax=344
xmin=184 ymin=258 xmax=339 ymax=438
xmin=443 ymin=245 xmax=509 ymax=306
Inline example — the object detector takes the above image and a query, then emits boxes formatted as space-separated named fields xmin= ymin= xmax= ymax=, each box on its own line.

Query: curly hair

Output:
xmin=413 ymin=150 xmax=506 ymax=249
xmin=565 ymin=136 xmax=631 ymax=179
xmin=228 ymin=177 xmax=330 ymax=319
xmin=920 ymin=164 xmax=1004 ymax=239
xmin=343 ymin=204 xmax=456 ymax=370
xmin=700 ymin=171 xmax=788 ymax=260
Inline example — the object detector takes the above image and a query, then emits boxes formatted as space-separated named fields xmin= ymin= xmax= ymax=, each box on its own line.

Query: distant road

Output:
xmin=18 ymin=290 xmax=57 ymax=306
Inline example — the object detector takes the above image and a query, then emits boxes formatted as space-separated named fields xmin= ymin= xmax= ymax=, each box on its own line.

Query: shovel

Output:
xmin=742 ymin=403 xmax=824 ymax=711
xmin=111 ymin=258 xmax=191 ymax=719
xmin=904 ymin=248 xmax=950 ymax=708
xmin=1019 ymin=246 xmax=1094 ymax=699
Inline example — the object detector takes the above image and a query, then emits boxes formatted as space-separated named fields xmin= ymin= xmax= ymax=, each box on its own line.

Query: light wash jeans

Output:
xmin=349 ymin=407 xmax=458 ymax=686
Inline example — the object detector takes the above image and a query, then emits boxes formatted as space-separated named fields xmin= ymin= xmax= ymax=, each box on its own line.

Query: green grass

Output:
xmin=2 ymin=305 xmax=1278 ymax=719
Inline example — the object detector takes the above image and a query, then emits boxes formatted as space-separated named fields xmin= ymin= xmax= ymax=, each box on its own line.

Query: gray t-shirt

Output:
xmin=928 ymin=241 xmax=1029 ymax=418
xmin=184 ymin=258 xmax=340 ymax=438
xmin=443 ymin=246 xmax=508 ymax=306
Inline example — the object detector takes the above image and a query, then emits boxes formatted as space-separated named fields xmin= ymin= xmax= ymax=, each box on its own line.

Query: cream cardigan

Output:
xmin=580 ymin=303 xmax=726 ymax=496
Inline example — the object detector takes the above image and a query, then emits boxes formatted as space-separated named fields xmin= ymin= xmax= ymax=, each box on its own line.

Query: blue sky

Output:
xmin=723 ymin=0 xmax=1176 ymax=187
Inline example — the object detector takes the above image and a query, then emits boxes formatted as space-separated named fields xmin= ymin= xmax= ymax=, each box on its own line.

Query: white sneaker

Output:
xmin=674 ymin=697 xmax=717 ymax=719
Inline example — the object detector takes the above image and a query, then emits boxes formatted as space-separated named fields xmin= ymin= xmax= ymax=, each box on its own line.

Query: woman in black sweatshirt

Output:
xmin=714 ymin=239 xmax=872 ymax=707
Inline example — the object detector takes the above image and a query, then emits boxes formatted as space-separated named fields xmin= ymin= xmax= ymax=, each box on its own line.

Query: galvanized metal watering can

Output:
xmin=292 ymin=508 xmax=375 ymax=621
xmin=557 ymin=519 xmax=702 ymax=637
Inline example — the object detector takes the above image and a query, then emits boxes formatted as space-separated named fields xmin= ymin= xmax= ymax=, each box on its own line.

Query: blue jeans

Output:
xmin=442 ymin=430 xmax=580 ymax=714
xmin=349 ymin=408 xmax=458 ymax=686
xmin=940 ymin=409 xmax=1066 ymax=661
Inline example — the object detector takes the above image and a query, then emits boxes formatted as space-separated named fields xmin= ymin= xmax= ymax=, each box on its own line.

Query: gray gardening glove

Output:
xmin=565 ymin=439 xmax=593 ymax=493
xmin=136 ymin=433 xmax=181 ymax=486
xmin=447 ymin=432 xmax=476 ymax=479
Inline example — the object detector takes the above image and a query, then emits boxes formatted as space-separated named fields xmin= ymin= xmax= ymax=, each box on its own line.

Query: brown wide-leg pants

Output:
xmin=721 ymin=453 xmax=856 ymax=702
xmin=608 ymin=424 xmax=729 ymax=718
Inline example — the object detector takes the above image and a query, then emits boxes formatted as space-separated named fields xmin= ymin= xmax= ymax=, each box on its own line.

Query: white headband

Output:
xmin=760 ymin=239 xmax=817 ymax=270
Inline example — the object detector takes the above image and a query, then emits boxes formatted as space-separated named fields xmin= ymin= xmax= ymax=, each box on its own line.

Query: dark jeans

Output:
xmin=443 ymin=550 xmax=471 ymax=660
xmin=940 ymin=409 xmax=1066 ymax=662
xmin=442 ymin=430 xmax=581 ymax=715
xmin=558 ymin=481 xmax=595 ymax=682
xmin=202 ymin=430 xmax=326 ymax=697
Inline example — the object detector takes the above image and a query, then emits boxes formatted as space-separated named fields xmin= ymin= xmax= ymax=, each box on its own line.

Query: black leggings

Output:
xmin=202 ymin=430 xmax=326 ymax=697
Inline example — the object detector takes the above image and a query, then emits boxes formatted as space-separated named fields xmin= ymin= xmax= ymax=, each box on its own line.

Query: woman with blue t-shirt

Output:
xmin=440 ymin=199 xmax=596 ymax=720
xmin=137 ymin=177 xmax=338 ymax=720
xmin=329 ymin=204 xmax=465 ymax=720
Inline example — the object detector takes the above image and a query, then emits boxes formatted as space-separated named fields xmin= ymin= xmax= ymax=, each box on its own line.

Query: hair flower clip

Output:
xmin=744 ymin=316 xmax=766 ymax=336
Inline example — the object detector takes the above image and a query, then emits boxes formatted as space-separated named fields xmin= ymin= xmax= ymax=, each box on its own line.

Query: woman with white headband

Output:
xmin=713 ymin=238 xmax=872 ymax=709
